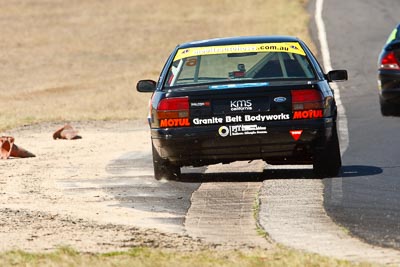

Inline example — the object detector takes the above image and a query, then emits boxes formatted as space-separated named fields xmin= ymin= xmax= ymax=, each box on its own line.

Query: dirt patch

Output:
xmin=0 ymin=208 xmax=207 ymax=253
xmin=0 ymin=120 xmax=212 ymax=253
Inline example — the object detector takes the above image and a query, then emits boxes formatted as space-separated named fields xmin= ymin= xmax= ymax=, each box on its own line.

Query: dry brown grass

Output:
xmin=0 ymin=247 xmax=376 ymax=267
xmin=0 ymin=0 xmax=313 ymax=131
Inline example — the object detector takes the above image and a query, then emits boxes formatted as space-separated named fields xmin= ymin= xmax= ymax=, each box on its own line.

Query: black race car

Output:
xmin=137 ymin=36 xmax=348 ymax=180
xmin=378 ymin=23 xmax=400 ymax=116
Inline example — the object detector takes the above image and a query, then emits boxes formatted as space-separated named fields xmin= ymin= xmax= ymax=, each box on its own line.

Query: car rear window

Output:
xmin=165 ymin=42 xmax=316 ymax=88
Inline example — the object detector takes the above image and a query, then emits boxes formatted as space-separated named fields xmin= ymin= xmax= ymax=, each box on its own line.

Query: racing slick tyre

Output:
xmin=379 ymin=96 xmax=400 ymax=116
xmin=152 ymin=142 xmax=181 ymax=180
xmin=313 ymin=123 xmax=341 ymax=178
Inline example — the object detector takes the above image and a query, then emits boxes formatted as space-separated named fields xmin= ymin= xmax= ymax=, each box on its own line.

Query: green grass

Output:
xmin=0 ymin=247 xmax=379 ymax=267
xmin=253 ymin=192 xmax=270 ymax=239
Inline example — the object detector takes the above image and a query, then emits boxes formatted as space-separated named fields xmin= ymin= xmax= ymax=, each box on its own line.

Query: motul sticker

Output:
xmin=160 ymin=118 xmax=190 ymax=128
xmin=290 ymin=130 xmax=303 ymax=141
xmin=293 ymin=110 xmax=323 ymax=119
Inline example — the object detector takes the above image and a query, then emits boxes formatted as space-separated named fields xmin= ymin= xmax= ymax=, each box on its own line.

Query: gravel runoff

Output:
xmin=0 ymin=208 xmax=209 ymax=253
xmin=0 ymin=121 xmax=213 ymax=253
xmin=0 ymin=120 xmax=267 ymax=253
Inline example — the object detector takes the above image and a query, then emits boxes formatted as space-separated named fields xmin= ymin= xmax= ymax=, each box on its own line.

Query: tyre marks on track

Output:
xmin=185 ymin=161 xmax=270 ymax=249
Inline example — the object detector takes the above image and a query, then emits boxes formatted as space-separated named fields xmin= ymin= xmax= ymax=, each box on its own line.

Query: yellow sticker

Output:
xmin=173 ymin=42 xmax=306 ymax=61
xmin=386 ymin=28 xmax=398 ymax=44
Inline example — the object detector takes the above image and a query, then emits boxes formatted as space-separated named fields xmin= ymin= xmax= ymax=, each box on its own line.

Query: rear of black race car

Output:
xmin=148 ymin=81 xmax=340 ymax=180
xmin=137 ymin=36 xmax=347 ymax=180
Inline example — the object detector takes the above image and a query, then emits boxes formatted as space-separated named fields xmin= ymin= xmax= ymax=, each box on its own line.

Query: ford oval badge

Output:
xmin=274 ymin=97 xmax=287 ymax=103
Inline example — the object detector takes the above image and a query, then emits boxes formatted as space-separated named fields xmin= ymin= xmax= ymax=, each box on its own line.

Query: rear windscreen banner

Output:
xmin=173 ymin=42 xmax=306 ymax=61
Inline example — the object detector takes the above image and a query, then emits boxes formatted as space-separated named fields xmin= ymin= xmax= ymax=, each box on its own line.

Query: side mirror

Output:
xmin=326 ymin=70 xmax=348 ymax=82
xmin=137 ymin=80 xmax=157 ymax=92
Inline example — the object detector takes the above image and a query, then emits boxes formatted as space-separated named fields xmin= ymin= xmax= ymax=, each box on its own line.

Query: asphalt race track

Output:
xmin=314 ymin=0 xmax=400 ymax=249
xmin=65 ymin=0 xmax=400 ymax=257
xmin=112 ymin=0 xmax=400 ymax=252
xmin=102 ymin=0 xmax=400 ymax=255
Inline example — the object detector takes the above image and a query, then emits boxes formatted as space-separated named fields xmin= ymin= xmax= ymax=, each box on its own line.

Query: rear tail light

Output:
xmin=156 ymin=97 xmax=190 ymax=127
xmin=380 ymin=51 xmax=400 ymax=70
xmin=291 ymin=89 xmax=324 ymax=119
xmin=291 ymin=89 xmax=323 ymax=110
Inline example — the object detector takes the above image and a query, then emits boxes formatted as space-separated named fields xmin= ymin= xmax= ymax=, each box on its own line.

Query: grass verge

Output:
xmin=0 ymin=247 xmax=379 ymax=267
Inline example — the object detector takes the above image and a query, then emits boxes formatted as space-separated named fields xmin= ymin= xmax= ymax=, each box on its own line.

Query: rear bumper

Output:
xmin=151 ymin=118 xmax=334 ymax=166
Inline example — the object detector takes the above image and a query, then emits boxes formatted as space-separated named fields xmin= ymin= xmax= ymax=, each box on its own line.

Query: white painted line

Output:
xmin=315 ymin=0 xmax=332 ymax=71
xmin=315 ymin=0 xmax=348 ymax=204
xmin=316 ymin=0 xmax=345 ymax=209
xmin=315 ymin=0 xmax=349 ymax=155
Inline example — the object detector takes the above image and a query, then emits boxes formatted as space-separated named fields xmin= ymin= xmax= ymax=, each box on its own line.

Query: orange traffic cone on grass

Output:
xmin=0 ymin=136 xmax=14 ymax=159
xmin=0 ymin=136 xmax=35 ymax=159
xmin=53 ymin=124 xmax=81 ymax=140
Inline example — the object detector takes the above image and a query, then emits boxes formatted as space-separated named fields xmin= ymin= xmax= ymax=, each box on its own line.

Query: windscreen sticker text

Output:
xmin=173 ymin=42 xmax=306 ymax=61
xmin=192 ymin=113 xmax=290 ymax=125
xmin=219 ymin=125 xmax=267 ymax=137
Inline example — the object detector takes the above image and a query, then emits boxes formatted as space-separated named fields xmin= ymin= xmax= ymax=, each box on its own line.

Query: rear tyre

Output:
xmin=380 ymin=96 xmax=399 ymax=116
xmin=313 ymin=123 xmax=341 ymax=178
xmin=152 ymin=142 xmax=181 ymax=180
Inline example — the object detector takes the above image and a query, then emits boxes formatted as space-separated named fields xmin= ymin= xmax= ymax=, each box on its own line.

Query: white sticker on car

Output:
xmin=218 ymin=125 xmax=268 ymax=137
